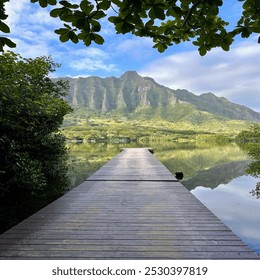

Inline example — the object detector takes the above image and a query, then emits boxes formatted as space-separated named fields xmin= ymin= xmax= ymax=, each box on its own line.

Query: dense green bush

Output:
xmin=0 ymin=52 xmax=72 ymax=231
xmin=236 ymin=124 xmax=260 ymax=143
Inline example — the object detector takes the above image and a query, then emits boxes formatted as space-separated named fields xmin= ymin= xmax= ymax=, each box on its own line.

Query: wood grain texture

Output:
xmin=0 ymin=148 xmax=258 ymax=259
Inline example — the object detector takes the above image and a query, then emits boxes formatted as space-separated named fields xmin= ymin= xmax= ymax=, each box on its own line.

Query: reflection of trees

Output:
xmin=237 ymin=124 xmax=260 ymax=199
xmin=243 ymin=143 xmax=260 ymax=198
xmin=155 ymin=142 xmax=250 ymax=182
xmin=246 ymin=158 xmax=260 ymax=199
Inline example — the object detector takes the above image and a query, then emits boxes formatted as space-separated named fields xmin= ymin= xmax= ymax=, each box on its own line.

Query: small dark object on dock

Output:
xmin=175 ymin=172 xmax=184 ymax=180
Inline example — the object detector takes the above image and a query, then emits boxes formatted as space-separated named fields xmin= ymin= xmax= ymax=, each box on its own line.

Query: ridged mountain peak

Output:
xmin=120 ymin=71 xmax=142 ymax=80
xmin=56 ymin=72 xmax=260 ymax=122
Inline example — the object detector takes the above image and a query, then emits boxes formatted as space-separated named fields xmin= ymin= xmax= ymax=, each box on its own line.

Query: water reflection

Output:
xmin=182 ymin=160 xmax=251 ymax=190
xmin=67 ymin=142 xmax=260 ymax=254
xmin=191 ymin=176 xmax=260 ymax=254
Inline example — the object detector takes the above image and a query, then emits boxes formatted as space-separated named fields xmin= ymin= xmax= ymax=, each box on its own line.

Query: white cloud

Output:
xmin=140 ymin=40 xmax=260 ymax=112
xmin=5 ymin=0 xmax=62 ymax=57
xmin=69 ymin=57 xmax=117 ymax=72
xmin=70 ymin=47 xmax=109 ymax=59
xmin=5 ymin=0 xmax=28 ymax=28
xmin=6 ymin=0 xmax=58 ymax=32
xmin=113 ymin=36 xmax=154 ymax=60
xmin=8 ymin=38 xmax=51 ymax=58
xmin=4 ymin=1 xmax=118 ymax=75
xmin=50 ymin=45 xmax=117 ymax=73
xmin=26 ymin=9 xmax=59 ymax=27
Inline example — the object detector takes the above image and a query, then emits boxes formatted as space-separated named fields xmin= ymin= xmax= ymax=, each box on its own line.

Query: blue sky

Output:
xmin=4 ymin=0 xmax=260 ymax=112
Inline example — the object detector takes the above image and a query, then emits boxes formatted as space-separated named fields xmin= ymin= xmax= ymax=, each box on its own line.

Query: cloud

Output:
xmin=140 ymin=39 xmax=260 ymax=112
xmin=8 ymin=38 xmax=52 ymax=58
xmin=114 ymin=36 xmax=154 ymax=58
xmin=5 ymin=0 xmax=28 ymax=28
xmin=5 ymin=0 xmax=61 ymax=57
xmin=4 ymin=1 xmax=119 ymax=76
xmin=6 ymin=0 xmax=58 ymax=33
xmin=69 ymin=47 xmax=110 ymax=59
xmin=52 ymin=46 xmax=117 ymax=73
xmin=68 ymin=57 xmax=117 ymax=72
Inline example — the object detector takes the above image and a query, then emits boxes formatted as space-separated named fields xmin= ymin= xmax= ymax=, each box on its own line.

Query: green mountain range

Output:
xmin=57 ymin=71 xmax=260 ymax=122
xmin=56 ymin=71 xmax=259 ymax=142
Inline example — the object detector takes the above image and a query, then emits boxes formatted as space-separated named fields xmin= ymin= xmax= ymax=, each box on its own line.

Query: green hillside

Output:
xmin=56 ymin=71 xmax=259 ymax=142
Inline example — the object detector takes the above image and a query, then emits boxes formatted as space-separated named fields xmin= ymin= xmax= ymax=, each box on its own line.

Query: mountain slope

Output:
xmin=56 ymin=71 xmax=260 ymax=122
xmin=175 ymin=90 xmax=260 ymax=122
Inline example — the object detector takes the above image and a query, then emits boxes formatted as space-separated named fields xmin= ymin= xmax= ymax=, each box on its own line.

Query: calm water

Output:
xmin=67 ymin=142 xmax=260 ymax=254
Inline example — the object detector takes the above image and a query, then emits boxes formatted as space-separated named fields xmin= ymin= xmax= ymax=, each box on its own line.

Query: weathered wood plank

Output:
xmin=0 ymin=244 xmax=253 ymax=253
xmin=0 ymin=250 xmax=257 ymax=260
xmin=0 ymin=148 xmax=258 ymax=259
xmin=0 ymin=239 xmax=245 ymax=246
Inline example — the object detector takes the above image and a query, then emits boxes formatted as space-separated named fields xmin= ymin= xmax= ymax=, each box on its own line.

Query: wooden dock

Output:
xmin=0 ymin=148 xmax=258 ymax=259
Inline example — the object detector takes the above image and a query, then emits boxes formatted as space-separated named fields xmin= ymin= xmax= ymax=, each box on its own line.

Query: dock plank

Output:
xmin=0 ymin=148 xmax=258 ymax=259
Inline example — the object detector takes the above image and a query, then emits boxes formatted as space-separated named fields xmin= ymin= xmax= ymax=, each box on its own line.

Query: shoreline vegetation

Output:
xmin=61 ymin=116 xmax=255 ymax=144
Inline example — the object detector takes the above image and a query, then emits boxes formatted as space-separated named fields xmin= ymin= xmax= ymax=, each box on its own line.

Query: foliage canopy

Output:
xmin=0 ymin=0 xmax=260 ymax=55
xmin=0 ymin=51 xmax=72 ymax=199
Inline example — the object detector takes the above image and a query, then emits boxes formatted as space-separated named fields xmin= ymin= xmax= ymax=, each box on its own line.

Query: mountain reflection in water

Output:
xmin=67 ymin=142 xmax=260 ymax=254
xmin=191 ymin=176 xmax=260 ymax=254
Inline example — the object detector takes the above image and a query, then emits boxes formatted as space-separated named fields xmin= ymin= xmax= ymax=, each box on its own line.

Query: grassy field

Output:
xmin=61 ymin=114 xmax=252 ymax=143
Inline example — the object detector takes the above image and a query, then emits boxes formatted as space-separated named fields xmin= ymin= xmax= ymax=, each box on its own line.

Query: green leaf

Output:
xmin=112 ymin=0 xmax=122 ymax=7
xmin=145 ymin=20 xmax=155 ymax=28
xmin=120 ymin=22 xmax=135 ymax=33
xmin=68 ymin=31 xmax=79 ymax=43
xmin=64 ymin=23 xmax=71 ymax=29
xmin=90 ymin=10 xmax=106 ymax=20
xmin=99 ymin=0 xmax=111 ymax=10
xmin=0 ymin=37 xmax=16 ymax=49
xmin=59 ymin=0 xmax=70 ymax=6
xmin=93 ymin=33 xmax=104 ymax=45
xmin=168 ymin=6 xmax=183 ymax=16
xmin=80 ymin=1 xmax=94 ymax=14
xmin=39 ymin=0 xmax=48 ymax=8
xmin=47 ymin=0 xmax=57 ymax=4
xmin=153 ymin=42 xmax=166 ymax=53
xmin=149 ymin=6 xmax=165 ymax=20
xmin=55 ymin=28 xmax=69 ymax=34
xmin=50 ymin=8 xmax=63 ymax=17
xmin=4 ymin=38 xmax=16 ymax=48
xmin=220 ymin=41 xmax=230 ymax=51
xmin=108 ymin=16 xmax=123 ymax=24
xmin=0 ymin=41 xmax=3 ymax=52
xmin=199 ymin=45 xmax=207 ymax=56
xmin=59 ymin=0 xmax=78 ymax=8
xmin=78 ymin=31 xmax=87 ymax=40
xmin=243 ymin=0 xmax=251 ymax=9
xmin=0 ymin=21 xmax=10 ymax=33
xmin=59 ymin=10 xmax=73 ymax=21
xmin=59 ymin=33 xmax=70 ymax=42
xmin=0 ymin=11 xmax=8 ymax=21
xmin=74 ymin=18 xmax=88 ymax=29
xmin=91 ymin=20 xmax=101 ymax=32
xmin=241 ymin=27 xmax=250 ymax=38
xmin=68 ymin=10 xmax=84 ymax=24
xmin=83 ymin=35 xmax=91 ymax=46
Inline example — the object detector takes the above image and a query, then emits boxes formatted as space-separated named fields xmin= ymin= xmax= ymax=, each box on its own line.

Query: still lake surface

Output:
xmin=67 ymin=142 xmax=260 ymax=254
